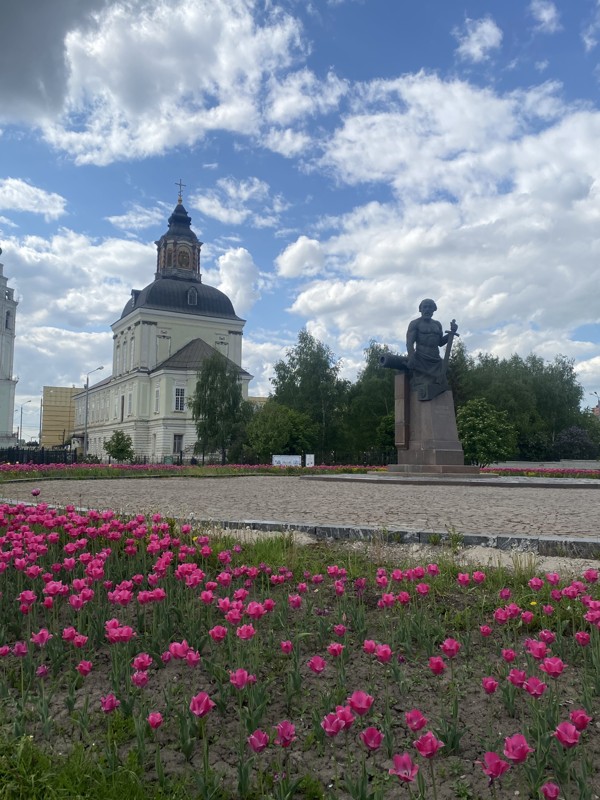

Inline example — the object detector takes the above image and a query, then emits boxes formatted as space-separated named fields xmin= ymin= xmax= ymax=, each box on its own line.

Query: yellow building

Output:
xmin=41 ymin=386 xmax=79 ymax=448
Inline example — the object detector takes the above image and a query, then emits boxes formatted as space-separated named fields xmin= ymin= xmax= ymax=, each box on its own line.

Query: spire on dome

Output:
xmin=175 ymin=178 xmax=186 ymax=205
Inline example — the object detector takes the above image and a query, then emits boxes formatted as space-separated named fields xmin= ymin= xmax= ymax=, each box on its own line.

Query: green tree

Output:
xmin=552 ymin=426 xmax=599 ymax=460
xmin=246 ymin=401 xmax=317 ymax=463
xmin=189 ymin=352 xmax=247 ymax=465
xmin=345 ymin=341 xmax=396 ymax=452
xmin=456 ymin=398 xmax=517 ymax=467
xmin=271 ymin=330 xmax=349 ymax=456
xmin=103 ymin=430 xmax=135 ymax=462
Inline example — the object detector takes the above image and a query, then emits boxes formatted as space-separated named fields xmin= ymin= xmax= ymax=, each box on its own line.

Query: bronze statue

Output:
xmin=381 ymin=298 xmax=458 ymax=401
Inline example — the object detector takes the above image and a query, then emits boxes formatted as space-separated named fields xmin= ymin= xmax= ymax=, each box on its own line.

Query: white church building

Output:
xmin=0 ymin=250 xmax=18 ymax=448
xmin=73 ymin=195 xmax=252 ymax=461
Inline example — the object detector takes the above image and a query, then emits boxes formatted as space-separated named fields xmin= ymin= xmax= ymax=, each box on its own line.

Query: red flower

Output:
xmin=389 ymin=753 xmax=419 ymax=783
xmin=575 ymin=631 xmax=590 ymax=647
xmin=477 ymin=752 xmax=510 ymax=783
xmin=375 ymin=644 xmax=392 ymax=663
xmin=481 ymin=677 xmax=499 ymax=695
xmin=360 ymin=727 xmax=383 ymax=751
xmin=100 ymin=693 xmax=120 ymax=714
xmin=503 ymin=733 xmax=534 ymax=764
xmin=553 ymin=722 xmax=580 ymax=748
xmin=523 ymin=676 xmax=547 ymax=698
xmin=147 ymin=712 xmax=163 ymax=729
xmin=428 ymin=656 xmax=446 ymax=675
xmin=440 ymin=638 xmax=461 ymax=658
xmin=414 ymin=731 xmax=444 ymax=758
xmin=247 ymin=729 xmax=269 ymax=753
xmin=280 ymin=640 xmax=293 ymax=654
xmin=569 ymin=709 xmax=592 ymax=731
xmin=540 ymin=782 xmax=560 ymax=799
xmin=274 ymin=720 xmax=296 ymax=748
xmin=321 ymin=713 xmax=344 ymax=738
xmin=539 ymin=657 xmax=567 ymax=678
xmin=189 ymin=691 xmax=215 ymax=717
xmin=404 ymin=709 xmax=428 ymax=731
xmin=308 ymin=655 xmax=326 ymax=674
xmin=347 ymin=691 xmax=374 ymax=716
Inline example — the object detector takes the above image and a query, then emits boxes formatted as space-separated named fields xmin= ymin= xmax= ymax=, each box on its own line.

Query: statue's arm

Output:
xmin=406 ymin=320 xmax=418 ymax=355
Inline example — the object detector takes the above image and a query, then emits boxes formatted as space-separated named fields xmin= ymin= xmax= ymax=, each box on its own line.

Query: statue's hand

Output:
xmin=449 ymin=319 xmax=458 ymax=333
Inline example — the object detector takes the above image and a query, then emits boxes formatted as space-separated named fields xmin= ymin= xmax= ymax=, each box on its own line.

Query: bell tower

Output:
xmin=154 ymin=180 xmax=203 ymax=281
xmin=0 ymin=248 xmax=18 ymax=446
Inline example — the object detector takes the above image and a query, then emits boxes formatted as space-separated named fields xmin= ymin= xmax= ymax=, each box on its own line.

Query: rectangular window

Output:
xmin=127 ymin=392 xmax=133 ymax=415
xmin=173 ymin=434 xmax=183 ymax=453
xmin=175 ymin=387 xmax=185 ymax=412
xmin=154 ymin=387 xmax=160 ymax=413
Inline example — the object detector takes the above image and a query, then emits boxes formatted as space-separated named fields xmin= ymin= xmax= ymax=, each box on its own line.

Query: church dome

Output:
xmin=120 ymin=275 xmax=240 ymax=320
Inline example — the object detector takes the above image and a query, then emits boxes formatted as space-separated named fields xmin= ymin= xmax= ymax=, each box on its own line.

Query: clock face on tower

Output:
xmin=177 ymin=249 xmax=191 ymax=268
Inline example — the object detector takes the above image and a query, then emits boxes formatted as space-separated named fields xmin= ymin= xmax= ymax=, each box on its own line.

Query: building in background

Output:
xmin=72 ymin=193 xmax=252 ymax=461
xmin=0 ymin=249 xmax=18 ymax=447
xmin=41 ymin=386 xmax=79 ymax=447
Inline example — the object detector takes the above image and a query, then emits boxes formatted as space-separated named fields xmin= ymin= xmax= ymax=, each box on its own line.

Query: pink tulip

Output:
xmin=236 ymin=624 xmax=256 ymax=640
xmin=477 ymin=752 xmax=510 ymax=782
xmin=375 ymin=644 xmax=392 ymax=663
xmin=528 ymin=577 xmax=544 ymax=591
xmin=545 ymin=572 xmax=560 ymax=585
xmin=503 ymin=733 xmax=534 ymax=763
xmin=428 ymin=656 xmax=446 ymax=675
xmin=521 ymin=611 xmax=534 ymax=624
xmin=327 ymin=642 xmax=344 ymax=658
xmin=479 ymin=625 xmax=493 ymax=637
xmin=414 ymin=731 xmax=444 ymax=758
xmin=288 ymin=594 xmax=302 ymax=609
xmin=308 ymin=655 xmax=326 ymax=674
xmin=570 ymin=709 xmax=592 ymax=731
xmin=208 ymin=625 xmax=227 ymax=643
xmin=321 ymin=712 xmax=344 ymax=737
xmin=76 ymin=660 xmax=93 ymax=676
xmin=540 ymin=782 xmax=561 ymax=799
xmin=507 ymin=669 xmax=527 ymax=688
xmin=230 ymin=668 xmax=256 ymax=690
xmin=274 ymin=720 xmax=296 ymax=748
xmin=415 ymin=583 xmax=430 ymax=596
xmin=501 ymin=648 xmax=516 ymax=663
xmin=362 ymin=639 xmax=376 ymax=654
xmin=524 ymin=639 xmax=547 ymax=660
xmin=30 ymin=629 xmax=52 ymax=647
xmin=248 ymin=729 xmax=269 ymax=753
xmin=404 ymin=709 xmax=428 ymax=731
xmin=100 ymin=693 xmax=120 ymax=713
xmin=389 ymin=753 xmax=419 ymax=783
xmin=523 ymin=676 xmax=547 ymax=698
xmin=440 ymin=638 xmax=461 ymax=658
xmin=539 ymin=657 xmax=567 ymax=678
xmin=396 ymin=591 xmax=411 ymax=605
xmin=280 ymin=640 xmax=293 ymax=654
xmin=348 ymin=691 xmax=374 ymax=716
xmin=132 ymin=653 xmax=153 ymax=671
xmin=539 ymin=629 xmax=556 ymax=644
xmin=482 ymin=677 xmax=499 ymax=695
xmin=147 ymin=712 xmax=163 ymax=729
xmin=575 ymin=631 xmax=590 ymax=647
xmin=554 ymin=721 xmax=580 ymax=748
xmin=360 ymin=727 xmax=383 ymax=751
xmin=333 ymin=624 xmax=347 ymax=637
xmin=499 ymin=588 xmax=512 ymax=600
xmin=189 ymin=691 xmax=215 ymax=717
xmin=131 ymin=670 xmax=149 ymax=688
xmin=472 ymin=571 xmax=486 ymax=584
xmin=457 ymin=573 xmax=470 ymax=586
xmin=335 ymin=705 xmax=355 ymax=730
xmin=583 ymin=568 xmax=598 ymax=583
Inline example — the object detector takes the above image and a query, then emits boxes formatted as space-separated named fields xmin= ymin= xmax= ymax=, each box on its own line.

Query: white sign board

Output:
xmin=305 ymin=454 xmax=315 ymax=467
xmin=272 ymin=455 xmax=302 ymax=467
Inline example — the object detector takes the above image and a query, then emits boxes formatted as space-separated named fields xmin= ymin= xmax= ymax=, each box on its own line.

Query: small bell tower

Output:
xmin=0 ymin=248 xmax=18 ymax=445
xmin=154 ymin=180 xmax=203 ymax=281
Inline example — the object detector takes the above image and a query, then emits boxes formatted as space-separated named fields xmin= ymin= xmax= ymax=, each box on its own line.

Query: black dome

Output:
xmin=121 ymin=276 xmax=241 ymax=320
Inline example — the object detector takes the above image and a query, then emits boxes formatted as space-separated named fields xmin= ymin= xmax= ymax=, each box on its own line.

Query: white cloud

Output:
xmin=38 ymin=0 xmax=303 ymax=165
xmin=0 ymin=178 xmax=67 ymax=221
xmin=266 ymin=69 xmax=347 ymax=125
xmin=191 ymin=177 xmax=284 ymax=228
xmin=203 ymin=247 xmax=260 ymax=317
xmin=454 ymin=16 xmax=503 ymax=63
xmin=276 ymin=236 xmax=325 ymax=278
xmin=582 ymin=5 xmax=600 ymax=51
xmin=263 ymin=127 xmax=312 ymax=157
xmin=529 ymin=0 xmax=561 ymax=34
xmin=106 ymin=203 xmax=168 ymax=232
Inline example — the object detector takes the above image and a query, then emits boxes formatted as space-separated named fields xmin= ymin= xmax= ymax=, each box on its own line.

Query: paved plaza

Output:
xmin=1 ymin=475 xmax=599 ymax=546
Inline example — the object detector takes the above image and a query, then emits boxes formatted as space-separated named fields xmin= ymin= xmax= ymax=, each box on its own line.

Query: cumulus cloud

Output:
xmin=191 ymin=178 xmax=285 ymax=228
xmin=203 ymin=247 xmax=260 ymax=317
xmin=276 ymin=236 xmax=325 ymax=278
xmin=0 ymin=179 xmax=67 ymax=222
xmin=33 ymin=0 xmax=303 ymax=165
xmin=106 ymin=202 xmax=169 ymax=232
xmin=454 ymin=16 xmax=503 ymax=63
xmin=266 ymin=69 xmax=347 ymax=125
xmin=529 ymin=0 xmax=561 ymax=34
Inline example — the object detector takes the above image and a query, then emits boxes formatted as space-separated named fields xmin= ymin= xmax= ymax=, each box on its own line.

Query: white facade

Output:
xmin=0 ymin=253 xmax=18 ymax=447
xmin=72 ymin=199 xmax=251 ymax=461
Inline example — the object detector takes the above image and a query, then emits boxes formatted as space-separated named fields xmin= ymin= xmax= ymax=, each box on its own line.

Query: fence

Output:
xmin=0 ymin=448 xmax=77 ymax=465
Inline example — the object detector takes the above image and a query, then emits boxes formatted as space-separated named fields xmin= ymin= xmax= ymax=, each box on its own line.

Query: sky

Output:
xmin=1 ymin=0 xmax=600 ymax=439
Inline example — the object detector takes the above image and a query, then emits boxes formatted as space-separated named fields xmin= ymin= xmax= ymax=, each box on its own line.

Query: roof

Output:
xmin=120 ymin=276 xmax=242 ymax=321
xmin=152 ymin=337 xmax=252 ymax=378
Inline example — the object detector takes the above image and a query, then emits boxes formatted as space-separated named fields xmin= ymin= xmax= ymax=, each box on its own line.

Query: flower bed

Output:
xmin=0 ymin=495 xmax=598 ymax=799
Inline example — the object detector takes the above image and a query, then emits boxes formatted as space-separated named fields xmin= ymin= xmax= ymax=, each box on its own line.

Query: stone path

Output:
xmin=1 ymin=475 xmax=599 ymax=549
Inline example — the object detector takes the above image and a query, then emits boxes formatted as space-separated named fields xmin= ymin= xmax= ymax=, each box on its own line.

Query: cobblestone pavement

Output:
xmin=1 ymin=475 xmax=599 ymax=538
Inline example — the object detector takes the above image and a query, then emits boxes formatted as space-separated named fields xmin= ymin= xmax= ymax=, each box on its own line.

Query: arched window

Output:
xmin=187 ymin=288 xmax=197 ymax=305
xmin=5 ymin=311 xmax=11 ymax=329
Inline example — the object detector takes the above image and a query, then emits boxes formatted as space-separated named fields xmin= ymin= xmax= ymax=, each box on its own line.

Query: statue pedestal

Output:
xmin=388 ymin=374 xmax=479 ymax=475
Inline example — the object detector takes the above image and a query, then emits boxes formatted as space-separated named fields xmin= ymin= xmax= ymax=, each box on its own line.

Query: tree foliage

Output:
xmin=103 ymin=430 xmax=134 ymax=462
xmin=189 ymin=352 xmax=247 ymax=465
xmin=456 ymin=399 xmax=517 ymax=467
xmin=345 ymin=342 xmax=396 ymax=452
xmin=270 ymin=330 xmax=349 ymax=455
xmin=246 ymin=401 xmax=317 ymax=463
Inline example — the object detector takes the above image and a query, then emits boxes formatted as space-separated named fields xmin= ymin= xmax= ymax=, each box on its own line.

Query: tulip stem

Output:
xmin=428 ymin=759 xmax=438 ymax=800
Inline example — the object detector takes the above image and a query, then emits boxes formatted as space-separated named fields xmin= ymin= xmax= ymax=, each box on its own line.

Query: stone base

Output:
xmin=387 ymin=463 xmax=480 ymax=475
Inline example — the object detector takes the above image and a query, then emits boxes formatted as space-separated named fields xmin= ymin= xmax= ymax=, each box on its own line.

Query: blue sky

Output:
xmin=1 ymin=0 xmax=600 ymax=438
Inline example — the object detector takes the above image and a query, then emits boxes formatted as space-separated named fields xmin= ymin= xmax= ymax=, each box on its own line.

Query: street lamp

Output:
xmin=18 ymin=400 xmax=31 ymax=443
xmin=591 ymin=392 xmax=600 ymax=418
xmin=83 ymin=366 xmax=104 ymax=459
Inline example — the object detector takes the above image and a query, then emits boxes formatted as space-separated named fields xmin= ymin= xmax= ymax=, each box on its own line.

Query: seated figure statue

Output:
xmin=406 ymin=298 xmax=458 ymax=401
